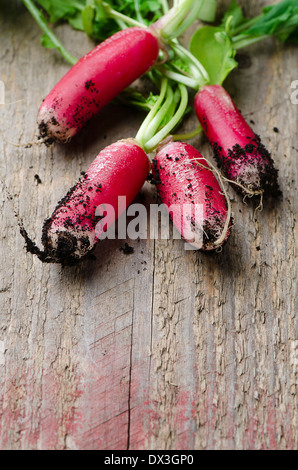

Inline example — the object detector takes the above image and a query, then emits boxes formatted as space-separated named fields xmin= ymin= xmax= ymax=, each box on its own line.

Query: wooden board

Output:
xmin=0 ymin=0 xmax=297 ymax=450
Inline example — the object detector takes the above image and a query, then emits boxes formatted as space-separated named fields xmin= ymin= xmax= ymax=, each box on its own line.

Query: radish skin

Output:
xmin=38 ymin=139 xmax=150 ymax=264
xmin=152 ymin=140 xmax=231 ymax=250
xmin=195 ymin=85 xmax=279 ymax=196
xmin=38 ymin=27 xmax=159 ymax=143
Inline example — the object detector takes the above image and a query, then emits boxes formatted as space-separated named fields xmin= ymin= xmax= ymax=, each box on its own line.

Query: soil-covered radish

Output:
xmin=38 ymin=27 xmax=159 ymax=143
xmin=195 ymin=85 xmax=279 ymax=196
xmin=23 ymin=139 xmax=150 ymax=265
xmin=152 ymin=140 xmax=231 ymax=250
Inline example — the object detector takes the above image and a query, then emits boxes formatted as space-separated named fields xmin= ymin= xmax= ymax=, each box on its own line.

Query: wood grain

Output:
xmin=0 ymin=0 xmax=297 ymax=450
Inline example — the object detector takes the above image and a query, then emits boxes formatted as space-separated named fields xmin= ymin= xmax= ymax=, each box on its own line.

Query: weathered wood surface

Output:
xmin=0 ymin=0 xmax=297 ymax=450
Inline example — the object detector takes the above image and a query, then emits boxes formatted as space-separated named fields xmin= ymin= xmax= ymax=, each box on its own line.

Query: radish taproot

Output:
xmin=152 ymin=140 xmax=231 ymax=250
xmin=23 ymin=139 xmax=150 ymax=265
xmin=38 ymin=27 xmax=160 ymax=143
xmin=194 ymin=85 xmax=279 ymax=196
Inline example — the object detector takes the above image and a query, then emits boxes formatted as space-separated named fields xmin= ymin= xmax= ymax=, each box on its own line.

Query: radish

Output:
xmin=23 ymin=139 xmax=150 ymax=265
xmin=152 ymin=140 xmax=231 ymax=250
xmin=38 ymin=27 xmax=160 ymax=143
xmin=194 ymin=85 xmax=279 ymax=196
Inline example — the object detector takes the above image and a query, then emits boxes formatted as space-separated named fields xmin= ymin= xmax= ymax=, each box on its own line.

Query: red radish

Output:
xmin=152 ymin=140 xmax=231 ymax=250
xmin=195 ymin=85 xmax=279 ymax=196
xmin=23 ymin=139 xmax=150 ymax=265
xmin=38 ymin=27 xmax=160 ymax=143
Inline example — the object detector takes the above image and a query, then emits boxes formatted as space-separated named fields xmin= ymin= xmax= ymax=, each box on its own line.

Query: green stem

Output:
xmin=157 ymin=66 xmax=200 ymax=90
xmin=153 ymin=0 xmax=202 ymax=40
xmin=146 ymin=70 xmax=162 ymax=89
xmin=117 ymin=18 xmax=129 ymax=30
xmin=231 ymin=14 xmax=264 ymax=36
xmin=160 ymin=0 xmax=170 ymax=14
xmin=142 ymin=84 xmax=174 ymax=143
xmin=232 ymin=34 xmax=271 ymax=50
xmin=22 ymin=0 xmax=78 ymax=65
xmin=102 ymin=2 xmax=144 ymax=28
xmin=172 ymin=124 xmax=203 ymax=141
xmin=171 ymin=42 xmax=210 ymax=84
xmin=116 ymin=95 xmax=152 ymax=111
xmin=133 ymin=0 xmax=145 ymax=24
xmin=144 ymin=84 xmax=189 ymax=152
xmin=101 ymin=2 xmax=145 ymax=28
xmin=197 ymin=0 xmax=218 ymax=23
xmin=172 ymin=0 xmax=204 ymax=39
xmin=135 ymin=77 xmax=168 ymax=147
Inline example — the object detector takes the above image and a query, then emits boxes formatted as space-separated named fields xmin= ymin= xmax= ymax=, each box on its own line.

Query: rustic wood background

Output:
xmin=0 ymin=0 xmax=297 ymax=450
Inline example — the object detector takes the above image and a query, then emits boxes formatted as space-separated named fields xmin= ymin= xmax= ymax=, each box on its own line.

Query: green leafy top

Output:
xmin=233 ymin=0 xmax=298 ymax=44
xmin=23 ymin=0 xmax=220 ymax=60
xmin=189 ymin=27 xmax=237 ymax=86
xmin=189 ymin=0 xmax=298 ymax=87
xmin=35 ymin=0 xmax=164 ymax=41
